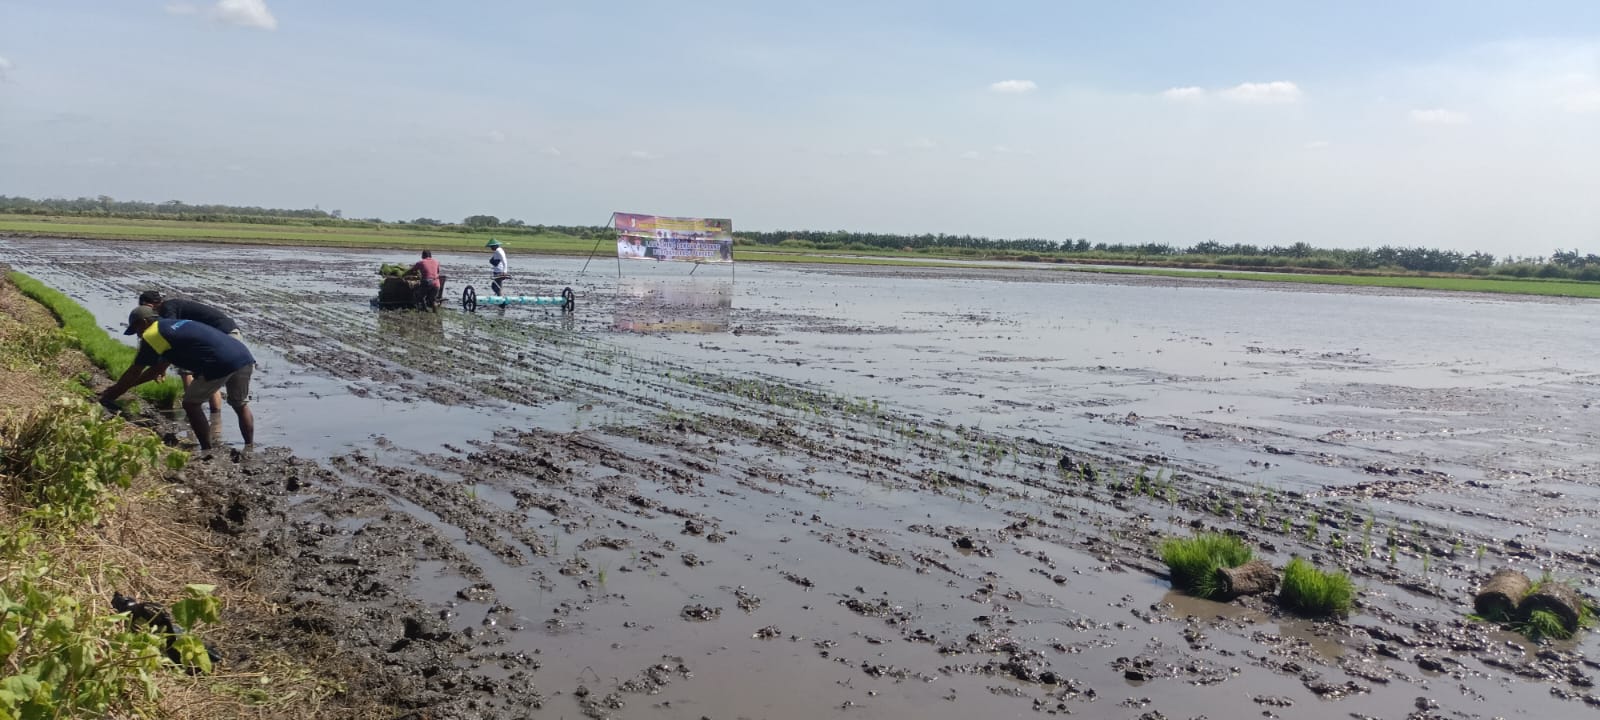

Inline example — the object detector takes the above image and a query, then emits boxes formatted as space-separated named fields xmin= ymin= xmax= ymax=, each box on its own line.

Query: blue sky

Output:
xmin=2 ymin=1 xmax=1599 ymax=255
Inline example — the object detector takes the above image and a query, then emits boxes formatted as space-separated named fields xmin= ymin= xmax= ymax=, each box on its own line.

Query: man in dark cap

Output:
xmin=100 ymin=307 xmax=256 ymax=450
xmin=128 ymin=290 xmax=244 ymax=412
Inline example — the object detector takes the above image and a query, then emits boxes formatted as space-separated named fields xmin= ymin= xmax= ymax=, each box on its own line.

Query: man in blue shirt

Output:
xmin=128 ymin=290 xmax=245 ymax=413
xmin=99 ymin=306 xmax=257 ymax=450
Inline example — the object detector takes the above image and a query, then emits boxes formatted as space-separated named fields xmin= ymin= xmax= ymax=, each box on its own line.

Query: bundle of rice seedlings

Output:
xmin=1279 ymin=557 xmax=1355 ymax=617
xmin=1159 ymin=532 xmax=1252 ymax=599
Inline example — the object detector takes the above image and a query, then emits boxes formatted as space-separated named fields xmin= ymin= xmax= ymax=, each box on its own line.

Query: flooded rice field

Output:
xmin=4 ymin=235 xmax=1600 ymax=719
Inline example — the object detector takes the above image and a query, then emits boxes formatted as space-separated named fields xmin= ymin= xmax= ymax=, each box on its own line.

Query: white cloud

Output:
xmin=1162 ymin=86 xmax=1205 ymax=101
xmin=1219 ymin=81 xmax=1301 ymax=104
xmin=167 ymin=0 xmax=276 ymax=28
xmin=215 ymin=0 xmax=276 ymax=29
xmin=1409 ymin=108 xmax=1469 ymax=125
xmin=0 ymin=56 xmax=11 ymax=81
xmin=990 ymin=144 xmax=1034 ymax=156
xmin=905 ymin=137 xmax=936 ymax=150
xmin=628 ymin=150 xmax=660 ymax=161
xmin=539 ymin=146 xmax=562 ymax=156
xmin=1304 ymin=140 xmax=1330 ymax=150
xmin=486 ymin=130 xmax=507 ymax=143
xmin=866 ymin=148 xmax=889 ymax=157
xmin=988 ymin=79 xmax=1037 ymax=94
xmin=959 ymin=150 xmax=981 ymax=160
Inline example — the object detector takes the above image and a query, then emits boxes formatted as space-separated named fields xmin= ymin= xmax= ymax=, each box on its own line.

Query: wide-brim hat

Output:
xmin=485 ymin=239 xmax=501 ymax=248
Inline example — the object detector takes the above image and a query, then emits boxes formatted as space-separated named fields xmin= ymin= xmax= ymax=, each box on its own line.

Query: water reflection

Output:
xmin=614 ymin=278 xmax=732 ymax=333
xmin=1160 ymin=590 xmax=1266 ymax=623
xmin=1278 ymin=618 xmax=1347 ymax=660
xmin=1160 ymin=591 xmax=1347 ymax=661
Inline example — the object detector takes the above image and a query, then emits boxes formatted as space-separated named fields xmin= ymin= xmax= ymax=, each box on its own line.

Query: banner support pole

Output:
xmin=578 ymin=213 xmax=614 ymax=281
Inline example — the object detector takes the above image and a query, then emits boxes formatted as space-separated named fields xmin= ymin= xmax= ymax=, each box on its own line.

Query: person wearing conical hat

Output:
xmin=486 ymin=238 xmax=510 ymax=295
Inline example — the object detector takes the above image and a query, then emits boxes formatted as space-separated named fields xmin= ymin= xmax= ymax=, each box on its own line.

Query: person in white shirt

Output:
xmin=618 ymin=235 xmax=646 ymax=258
xmin=486 ymin=238 xmax=510 ymax=295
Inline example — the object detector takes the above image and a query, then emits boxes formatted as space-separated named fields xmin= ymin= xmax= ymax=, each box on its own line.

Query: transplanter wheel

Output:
xmin=462 ymin=286 xmax=477 ymax=313
xmin=561 ymin=287 xmax=576 ymax=313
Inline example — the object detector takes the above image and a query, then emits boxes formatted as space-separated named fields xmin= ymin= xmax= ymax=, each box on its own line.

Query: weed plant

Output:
xmin=1159 ymin=533 xmax=1253 ymax=599
xmin=1279 ymin=557 xmax=1355 ymax=617
xmin=0 ymin=402 xmax=214 ymax=718
xmin=1 ymin=399 xmax=179 ymax=526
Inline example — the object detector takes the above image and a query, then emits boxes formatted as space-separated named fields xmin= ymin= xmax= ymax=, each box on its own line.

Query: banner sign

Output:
xmin=614 ymin=212 xmax=733 ymax=263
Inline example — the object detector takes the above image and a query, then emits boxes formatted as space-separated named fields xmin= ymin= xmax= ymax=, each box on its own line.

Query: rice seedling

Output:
xmin=8 ymin=271 xmax=183 ymax=406
xmin=1519 ymin=608 xmax=1571 ymax=641
xmin=1159 ymin=533 xmax=1253 ymax=599
xmin=1279 ymin=557 xmax=1355 ymax=617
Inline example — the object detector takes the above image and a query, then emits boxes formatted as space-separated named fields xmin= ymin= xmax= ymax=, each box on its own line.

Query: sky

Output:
xmin=2 ymin=1 xmax=1599 ymax=256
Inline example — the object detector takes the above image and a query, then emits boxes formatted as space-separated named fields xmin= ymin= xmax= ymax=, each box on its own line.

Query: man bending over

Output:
xmin=100 ymin=306 xmax=256 ymax=450
xmin=129 ymin=290 xmax=246 ymax=413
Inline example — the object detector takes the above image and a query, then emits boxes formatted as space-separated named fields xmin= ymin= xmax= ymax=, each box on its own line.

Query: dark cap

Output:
xmin=138 ymin=290 xmax=163 ymax=305
xmin=123 ymin=306 xmax=159 ymax=335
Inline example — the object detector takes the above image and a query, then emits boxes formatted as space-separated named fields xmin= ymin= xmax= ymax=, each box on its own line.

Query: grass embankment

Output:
xmin=5 ymin=271 xmax=181 ymax=408
xmin=0 ymin=274 xmax=352 ymax=718
xmin=7 ymin=214 xmax=1600 ymax=298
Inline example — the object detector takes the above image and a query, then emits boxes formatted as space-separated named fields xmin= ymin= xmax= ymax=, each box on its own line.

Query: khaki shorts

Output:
xmin=177 ymin=330 xmax=245 ymax=377
xmin=184 ymin=363 xmax=253 ymax=408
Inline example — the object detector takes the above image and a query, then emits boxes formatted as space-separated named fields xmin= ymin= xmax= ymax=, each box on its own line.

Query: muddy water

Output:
xmin=5 ymin=235 xmax=1600 ymax=719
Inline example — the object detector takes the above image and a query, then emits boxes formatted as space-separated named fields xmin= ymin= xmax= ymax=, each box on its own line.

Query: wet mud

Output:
xmin=4 ymin=236 xmax=1600 ymax=718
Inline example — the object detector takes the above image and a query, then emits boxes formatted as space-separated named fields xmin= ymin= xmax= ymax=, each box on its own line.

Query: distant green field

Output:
xmin=5 ymin=215 xmax=1599 ymax=298
xmin=0 ymin=215 xmax=597 ymax=254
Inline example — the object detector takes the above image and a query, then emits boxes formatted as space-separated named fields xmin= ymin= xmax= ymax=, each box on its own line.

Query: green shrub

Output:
xmin=0 ymin=565 xmax=221 ymax=718
xmin=0 ymin=561 xmax=169 ymax=718
xmin=1279 ymin=557 xmax=1355 ymax=616
xmin=1159 ymin=533 xmax=1253 ymax=599
xmin=6 ymin=271 xmax=182 ymax=406
xmin=1 ymin=400 xmax=165 ymax=526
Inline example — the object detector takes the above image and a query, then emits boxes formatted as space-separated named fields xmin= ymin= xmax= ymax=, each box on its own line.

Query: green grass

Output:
xmin=1159 ymin=532 xmax=1253 ymax=599
xmin=6 ymin=270 xmax=182 ymax=406
xmin=1279 ymin=557 xmax=1355 ymax=617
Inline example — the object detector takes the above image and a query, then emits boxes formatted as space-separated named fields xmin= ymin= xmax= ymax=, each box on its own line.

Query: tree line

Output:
xmin=3 ymin=195 xmax=1596 ymax=280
